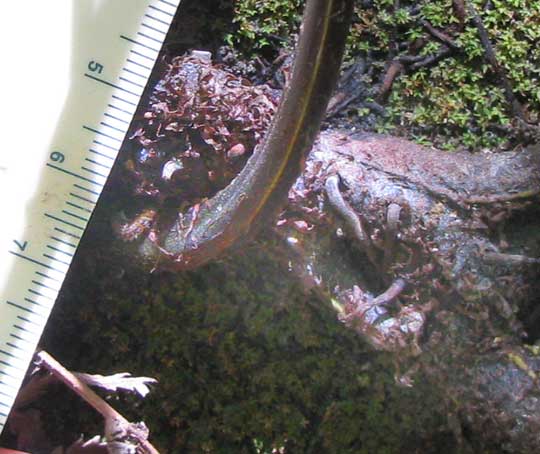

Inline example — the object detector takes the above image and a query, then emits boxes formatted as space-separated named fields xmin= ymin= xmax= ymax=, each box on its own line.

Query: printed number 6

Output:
xmin=50 ymin=151 xmax=65 ymax=163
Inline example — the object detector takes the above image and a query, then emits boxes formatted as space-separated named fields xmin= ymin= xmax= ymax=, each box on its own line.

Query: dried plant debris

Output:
xmin=74 ymin=373 xmax=157 ymax=399
xmin=116 ymin=50 xmax=279 ymax=242
xmin=4 ymin=351 xmax=159 ymax=454
xmin=55 ymin=436 xmax=108 ymax=454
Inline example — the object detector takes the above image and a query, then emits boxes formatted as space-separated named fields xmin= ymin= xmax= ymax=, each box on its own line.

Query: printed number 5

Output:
xmin=87 ymin=61 xmax=104 ymax=74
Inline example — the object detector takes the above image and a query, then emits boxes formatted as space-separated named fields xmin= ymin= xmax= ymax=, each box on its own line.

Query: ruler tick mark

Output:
xmin=24 ymin=297 xmax=49 ymax=308
xmin=0 ymin=389 xmax=12 ymax=400
xmin=159 ymin=0 xmax=178 ymax=7
xmin=0 ymin=350 xmax=25 ymax=362
xmin=120 ymin=35 xmax=159 ymax=53
xmin=17 ymin=315 xmax=42 ymax=327
xmin=43 ymin=253 xmax=71 ymax=267
xmin=53 ymin=226 xmax=82 ymax=240
xmin=0 ymin=369 xmax=15 ymax=378
xmin=0 ymin=390 xmax=15 ymax=400
xmin=119 ymin=76 xmax=145 ymax=89
xmin=35 ymin=271 xmax=62 ymax=284
xmin=10 ymin=333 xmax=33 ymax=343
xmin=0 ymin=361 xmax=24 ymax=373
xmin=14 ymin=324 xmax=39 ymax=336
xmin=83 ymin=160 xmax=110 ymax=173
xmin=89 ymin=148 xmax=115 ymax=161
xmin=47 ymin=163 xmax=104 ymax=186
xmin=6 ymin=301 xmax=44 ymax=316
xmin=104 ymin=112 xmax=130 ymax=125
xmin=126 ymin=57 xmax=152 ymax=71
xmin=112 ymin=94 xmax=138 ymax=107
xmin=28 ymin=289 xmax=54 ymax=300
xmin=66 ymin=200 xmax=93 ymax=213
xmin=108 ymin=103 xmax=134 ymax=115
xmin=46 ymin=245 xmax=74 ymax=257
xmin=81 ymin=166 xmax=108 ymax=180
xmin=84 ymin=126 xmax=122 ymax=144
xmin=99 ymin=121 xmax=126 ymax=135
xmin=62 ymin=208 xmax=89 ymax=222
xmin=93 ymin=139 xmax=119 ymax=152
xmin=31 ymin=279 xmax=59 ymax=292
xmin=45 ymin=213 xmax=84 ymax=231
xmin=6 ymin=343 xmax=27 ymax=353
xmin=144 ymin=13 xmax=168 ymax=26
xmin=137 ymin=31 xmax=163 ymax=44
xmin=141 ymin=22 xmax=167 ymax=35
xmin=9 ymin=251 xmax=58 ymax=271
xmin=72 ymin=185 xmax=99 ymax=198
xmin=69 ymin=192 xmax=97 ymax=205
xmin=128 ymin=48 xmax=154 ymax=63
xmin=122 ymin=68 xmax=146 ymax=81
xmin=84 ymin=73 xmax=140 ymax=97
xmin=149 ymin=4 xmax=174 ymax=17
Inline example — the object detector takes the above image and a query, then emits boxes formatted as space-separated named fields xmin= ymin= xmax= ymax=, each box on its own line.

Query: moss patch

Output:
xmin=42 ymin=211 xmax=450 ymax=452
xmin=229 ymin=0 xmax=540 ymax=150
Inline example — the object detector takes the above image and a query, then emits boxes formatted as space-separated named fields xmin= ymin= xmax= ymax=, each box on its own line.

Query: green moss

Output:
xmin=228 ymin=0 xmax=539 ymax=150
xmin=356 ymin=0 xmax=539 ymax=149
xmin=225 ymin=0 xmax=302 ymax=54
xmin=43 ymin=221 xmax=450 ymax=452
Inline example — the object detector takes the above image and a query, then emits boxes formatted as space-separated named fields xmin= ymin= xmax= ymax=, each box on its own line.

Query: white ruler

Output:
xmin=0 ymin=0 xmax=180 ymax=432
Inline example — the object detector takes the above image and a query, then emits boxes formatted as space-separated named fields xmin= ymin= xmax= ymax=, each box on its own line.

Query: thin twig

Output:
xmin=463 ymin=188 xmax=540 ymax=204
xmin=464 ymin=0 xmax=525 ymax=120
xmin=409 ymin=45 xmax=453 ymax=71
xmin=452 ymin=0 xmax=467 ymax=29
xmin=420 ymin=20 xmax=460 ymax=50
xmin=373 ymin=278 xmax=408 ymax=305
xmin=482 ymin=252 xmax=540 ymax=266
xmin=377 ymin=60 xmax=404 ymax=102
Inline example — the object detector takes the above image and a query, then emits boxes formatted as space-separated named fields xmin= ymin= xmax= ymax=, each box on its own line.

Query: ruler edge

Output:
xmin=0 ymin=0 xmax=180 ymax=432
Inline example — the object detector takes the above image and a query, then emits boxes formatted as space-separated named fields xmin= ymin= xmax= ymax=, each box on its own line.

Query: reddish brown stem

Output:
xmin=420 ymin=20 xmax=459 ymax=49
xmin=452 ymin=0 xmax=467 ymax=28
xmin=465 ymin=0 xmax=525 ymax=121
xmin=377 ymin=60 xmax=404 ymax=102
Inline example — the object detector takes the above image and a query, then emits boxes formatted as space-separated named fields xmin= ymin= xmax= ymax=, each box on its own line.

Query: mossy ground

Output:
xmin=32 ymin=1 xmax=539 ymax=452
xmin=230 ymin=0 xmax=540 ymax=150
xmin=42 ymin=204 xmax=452 ymax=452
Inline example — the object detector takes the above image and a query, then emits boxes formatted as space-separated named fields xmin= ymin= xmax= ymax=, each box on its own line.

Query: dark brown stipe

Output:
xmin=146 ymin=0 xmax=354 ymax=270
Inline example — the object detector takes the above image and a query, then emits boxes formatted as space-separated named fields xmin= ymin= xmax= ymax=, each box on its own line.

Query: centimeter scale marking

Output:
xmin=0 ymin=0 xmax=180 ymax=431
